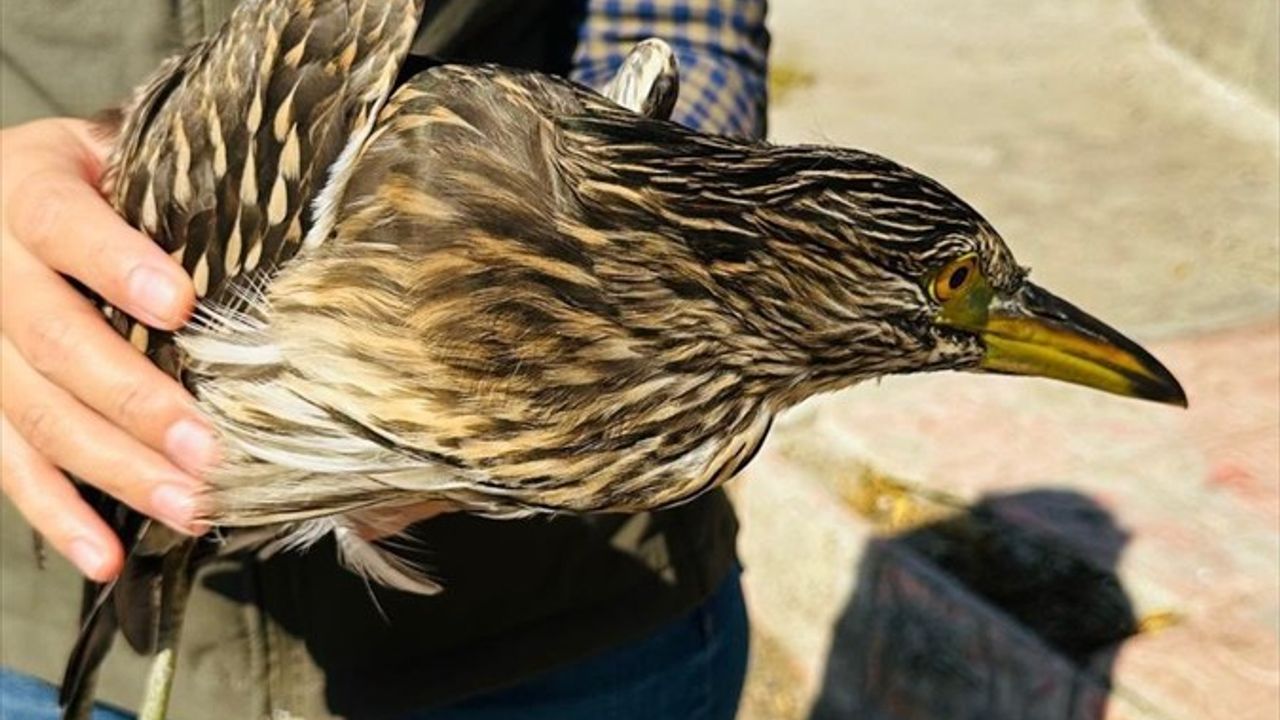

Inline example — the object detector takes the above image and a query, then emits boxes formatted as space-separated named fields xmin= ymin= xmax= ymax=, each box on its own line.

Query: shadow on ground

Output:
xmin=810 ymin=489 xmax=1139 ymax=720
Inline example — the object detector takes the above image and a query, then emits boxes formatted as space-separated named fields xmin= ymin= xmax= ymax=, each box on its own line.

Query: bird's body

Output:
xmin=61 ymin=0 xmax=1186 ymax=717
xmin=193 ymin=65 xmax=793 ymax=527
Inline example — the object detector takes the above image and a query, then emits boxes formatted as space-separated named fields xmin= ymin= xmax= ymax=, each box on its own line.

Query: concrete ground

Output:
xmin=735 ymin=1 xmax=1279 ymax=718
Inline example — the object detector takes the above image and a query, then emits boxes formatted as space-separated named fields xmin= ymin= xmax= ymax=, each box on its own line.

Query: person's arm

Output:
xmin=0 ymin=118 xmax=213 ymax=580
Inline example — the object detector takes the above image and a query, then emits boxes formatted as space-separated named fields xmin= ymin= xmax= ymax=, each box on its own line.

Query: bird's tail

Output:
xmin=59 ymin=507 xmax=197 ymax=720
xmin=59 ymin=576 xmax=119 ymax=720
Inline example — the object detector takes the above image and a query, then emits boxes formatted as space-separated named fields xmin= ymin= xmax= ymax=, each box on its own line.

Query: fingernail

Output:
xmin=152 ymin=483 xmax=198 ymax=530
xmin=165 ymin=418 xmax=219 ymax=476
xmin=69 ymin=538 xmax=109 ymax=578
xmin=127 ymin=265 xmax=181 ymax=325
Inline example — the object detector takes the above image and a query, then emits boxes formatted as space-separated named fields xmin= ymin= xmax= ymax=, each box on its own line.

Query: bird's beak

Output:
xmin=941 ymin=282 xmax=1187 ymax=407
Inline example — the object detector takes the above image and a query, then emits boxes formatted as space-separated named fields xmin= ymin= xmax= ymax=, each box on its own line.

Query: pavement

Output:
xmin=734 ymin=1 xmax=1279 ymax=718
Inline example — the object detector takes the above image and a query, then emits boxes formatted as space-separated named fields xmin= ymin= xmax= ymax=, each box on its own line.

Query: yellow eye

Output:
xmin=932 ymin=255 xmax=979 ymax=302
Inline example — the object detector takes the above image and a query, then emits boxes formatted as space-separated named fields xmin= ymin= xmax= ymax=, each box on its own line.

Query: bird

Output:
xmin=59 ymin=0 xmax=1186 ymax=718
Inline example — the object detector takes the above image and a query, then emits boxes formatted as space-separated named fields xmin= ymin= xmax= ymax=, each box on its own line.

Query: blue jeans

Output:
xmin=0 ymin=568 xmax=749 ymax=720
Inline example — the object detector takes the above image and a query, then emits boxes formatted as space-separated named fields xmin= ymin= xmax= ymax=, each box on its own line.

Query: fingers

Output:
xmin=3 ymin=163 xmax=193 ymax=329
xmin=1 ymin=416 xmax=123 ymax=581
xmin=1 ymin=248 xmax=217 ymax=475
xmin=1 ymin=336 xmax=204 ymax=535
xmin=0 ymin=118 xmax=211 ymax=583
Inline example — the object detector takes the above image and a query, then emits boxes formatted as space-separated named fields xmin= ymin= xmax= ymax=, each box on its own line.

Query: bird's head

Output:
xmin=717 ymin=146 xmax=1187 ymax=409
xmin=562 ymin=106 xmax=1185 ymax=410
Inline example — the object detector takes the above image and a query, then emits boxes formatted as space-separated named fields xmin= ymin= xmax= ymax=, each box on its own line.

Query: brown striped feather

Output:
xmin=62 ymin=1 xmax=424 ymax=716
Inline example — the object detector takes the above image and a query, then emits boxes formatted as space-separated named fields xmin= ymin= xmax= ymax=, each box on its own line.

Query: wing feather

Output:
xmin=63 ymin=1 xmax=424 ymax=714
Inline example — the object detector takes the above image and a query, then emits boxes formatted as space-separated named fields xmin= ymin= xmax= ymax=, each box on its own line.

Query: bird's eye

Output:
xmin=932 ymin=254 xmax=979 ymax=302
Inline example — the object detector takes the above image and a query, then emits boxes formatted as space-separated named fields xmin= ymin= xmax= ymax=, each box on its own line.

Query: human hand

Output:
xmin=1 ymin=118 xmax=216 ymax=581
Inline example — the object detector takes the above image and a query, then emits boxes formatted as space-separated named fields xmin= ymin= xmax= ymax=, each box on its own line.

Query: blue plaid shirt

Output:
xmin=572 ymin=0 xmax=770 ymax=140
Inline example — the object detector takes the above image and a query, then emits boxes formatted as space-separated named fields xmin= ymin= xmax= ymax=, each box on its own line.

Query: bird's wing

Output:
xmin=63 ymin=0 xmax=423 ymax=714
xmin=106 ymin=0 xmax=426 ymax=337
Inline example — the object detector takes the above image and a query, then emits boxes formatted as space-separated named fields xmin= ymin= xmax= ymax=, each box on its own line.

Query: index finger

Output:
xmin=5 ymin=169 xmax=194 ymax=330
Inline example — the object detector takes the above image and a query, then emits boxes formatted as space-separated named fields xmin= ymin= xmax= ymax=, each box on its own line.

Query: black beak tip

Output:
xmin=1134 ymin=361 xmax=1189 ymax=409
xmin=1165 ymin=379 xmax=1189 ymax=409
xmin=1154 ymin=378 xmax=1189 ymax=408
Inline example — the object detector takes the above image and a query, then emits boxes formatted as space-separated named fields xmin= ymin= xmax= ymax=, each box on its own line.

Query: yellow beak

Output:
xmin=944 ymin=283 xmax=1187 ymax=407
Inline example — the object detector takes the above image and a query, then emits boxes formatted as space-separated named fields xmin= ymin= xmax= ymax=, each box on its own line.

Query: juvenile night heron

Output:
xmin=61 ymin=0 xmax=1185 ymax=718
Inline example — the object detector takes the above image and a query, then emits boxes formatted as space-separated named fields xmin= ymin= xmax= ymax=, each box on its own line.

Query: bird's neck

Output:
xmin=563 ymin=136 xmax=897 ymax=407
